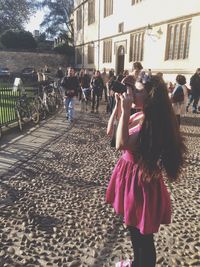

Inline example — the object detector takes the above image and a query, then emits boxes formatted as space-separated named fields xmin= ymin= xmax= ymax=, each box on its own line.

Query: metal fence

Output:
xmin=0 ymin=86 xmax=37 ymax=127
xmin=0 ymin=87 xmax=20 ymax=126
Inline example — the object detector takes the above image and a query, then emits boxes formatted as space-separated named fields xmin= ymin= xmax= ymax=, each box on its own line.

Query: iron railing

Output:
xmin=0 ymin=87 xmax=20 ymax=126
xmin=0 ymin=87 xmax=37 ymax=127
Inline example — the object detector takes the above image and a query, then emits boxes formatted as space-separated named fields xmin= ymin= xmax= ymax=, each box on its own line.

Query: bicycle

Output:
xmin=15 ymin=93 xmax=39 ymax=131
xmin=54 ymin=85 xmax=64 ymax=111
xmin=42 ymin=83 xmax=57 ymax=115
xmin=33 ymin=86 xmax=49 ymax=120
xmin=45 ymin=82 xmax=64 ymax=114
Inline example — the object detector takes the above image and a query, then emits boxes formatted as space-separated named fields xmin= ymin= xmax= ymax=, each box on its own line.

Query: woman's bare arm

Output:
xmin=116 ymin=86 xmax=142 ymax=150
xmin=106 ymin=94 xmax=121 ymax=136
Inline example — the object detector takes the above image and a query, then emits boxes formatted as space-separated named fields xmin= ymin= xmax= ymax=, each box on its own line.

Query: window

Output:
xmin=118 ymin=22 xmax=124 ymax=33
xmin=76 ymin=8 xmax=82 ymax=31
xmin=129 ymin=31 xmax=144 ymax=62
xmin=88 ymin=0 xmax=95 ymax=25
xmin=165 ymin=20 xmax=191 ymax=60
xmin=104 ymin=0 xmax=113 ymax=17
xmin=76 ymin=47 xmax=82 ymax=65
xmin=103 ymin=39 xmax=112 ymax=63
xmin=88 ymin=45 xmax=94 ymax=64
xmin=132 ymin=0 xmax=143 ymax=5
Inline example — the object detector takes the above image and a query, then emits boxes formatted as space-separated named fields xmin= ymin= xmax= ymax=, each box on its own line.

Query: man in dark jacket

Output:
xmin=91 ymin=70 xmax=104 ymax=113
xmin=61 ymin=67 xmax=79 ymax=122
xmin=187 ymin=68 xmax=200 ymax=113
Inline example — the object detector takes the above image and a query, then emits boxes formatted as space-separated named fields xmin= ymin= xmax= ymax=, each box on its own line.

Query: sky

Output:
xmin=25 ymin=10 xmax=45 ymax=34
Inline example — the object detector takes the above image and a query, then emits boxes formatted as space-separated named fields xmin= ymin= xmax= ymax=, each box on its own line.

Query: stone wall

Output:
xmin=0 ymin=51 xmax=72 ymax=75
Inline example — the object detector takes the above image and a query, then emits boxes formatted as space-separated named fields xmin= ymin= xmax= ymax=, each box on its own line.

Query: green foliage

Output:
xmin=36 ymin=40 xmax=54 ymax=51
xmin=0 ymin=30 xmax=37 ymax=49
xmin=0 ymin=0 xmax=37 ymax=34
xmin=53 ymin=43 xmax=74 ymax=55
xmin=37 ymin=32 xmax=46 ymax=42
xmin=38 ymin=0 xmax=74 ymax=40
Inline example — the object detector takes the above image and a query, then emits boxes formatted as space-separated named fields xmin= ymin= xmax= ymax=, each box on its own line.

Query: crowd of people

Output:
xmin=55 ymin=62 xmax=199 ymax=125
xmin=24 ymin=63 xmax=199 ymax=127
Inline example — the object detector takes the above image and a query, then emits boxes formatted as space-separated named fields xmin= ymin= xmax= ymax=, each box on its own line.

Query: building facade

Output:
xmin=73 ymin=0 xmax=200 ymax=81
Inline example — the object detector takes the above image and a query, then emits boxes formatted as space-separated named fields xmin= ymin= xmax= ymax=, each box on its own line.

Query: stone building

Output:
xmin=73 ymin=0 xmax=200 ymax=82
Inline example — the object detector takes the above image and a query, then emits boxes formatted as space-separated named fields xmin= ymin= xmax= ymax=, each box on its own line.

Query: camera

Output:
xmin=111 ymin=81 xmax=127 ymax=94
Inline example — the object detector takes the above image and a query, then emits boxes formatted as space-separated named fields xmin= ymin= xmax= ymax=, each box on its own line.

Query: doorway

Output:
xmin=117 ymin=45 xmax=125 ymax=75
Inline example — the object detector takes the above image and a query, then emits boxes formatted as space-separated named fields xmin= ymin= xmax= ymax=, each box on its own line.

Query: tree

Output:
xmin=37 ymin=32 xmax=46 ymax=42
xmin=53 ymin=43 xmax=74 ymax=55
xmin=0 ymin=0 xmax=37 ymax=34
xmin=38 ymin=0 xmax=74 ymax=42
xmin=1 ymin=30 xmax=37 ymax=49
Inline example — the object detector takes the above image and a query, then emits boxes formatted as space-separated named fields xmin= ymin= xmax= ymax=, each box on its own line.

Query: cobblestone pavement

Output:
xmin=0 ymin=104 xmax=199 ymax=267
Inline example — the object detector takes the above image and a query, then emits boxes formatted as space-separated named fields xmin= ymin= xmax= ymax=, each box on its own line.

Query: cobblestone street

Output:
xmin=0 ymin=105 xmax=199 ymax=267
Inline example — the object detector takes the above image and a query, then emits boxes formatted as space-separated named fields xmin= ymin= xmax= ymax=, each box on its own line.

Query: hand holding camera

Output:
xmin=112 ymin=75 xmax=135 ymax=94
xmin=111 ymin=80 xmax=127 ymax=94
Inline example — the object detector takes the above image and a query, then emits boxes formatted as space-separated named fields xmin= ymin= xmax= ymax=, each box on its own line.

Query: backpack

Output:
xmin=171 ymin=85 xmax=184 ymax=103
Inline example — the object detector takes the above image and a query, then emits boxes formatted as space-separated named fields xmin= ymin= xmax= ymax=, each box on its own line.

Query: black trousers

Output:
xmin=176 ymin=114 xmax=181 ymax=126
xmin=128 ymin=226 xmax=156 ymax=267
xmin=91 ymin=93 xmax=100 ymax=110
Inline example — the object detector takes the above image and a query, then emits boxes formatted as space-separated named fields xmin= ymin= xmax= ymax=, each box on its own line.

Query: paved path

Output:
xmin=0 ymin=111 xmax=68 ymax=177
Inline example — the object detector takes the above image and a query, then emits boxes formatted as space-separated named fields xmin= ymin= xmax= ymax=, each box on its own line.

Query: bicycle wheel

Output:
xmin=30 ymin=104 xmax=40 ymax=124
xmin=35 ymin=97 xmax=47 ymax=120
xmin=56 ymin=94 xmax=64 ymax=111
xmin=41 ymin=105 xmax=47 ymax=120
xmin=16 ymin=109 xmax=23 ymax=131
xmin=47 ymin=95 xmax=56 ymax=114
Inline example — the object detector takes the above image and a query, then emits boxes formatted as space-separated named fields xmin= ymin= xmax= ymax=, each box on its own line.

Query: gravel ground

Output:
xmin=0 ymin=107 xmax=199 ymax=267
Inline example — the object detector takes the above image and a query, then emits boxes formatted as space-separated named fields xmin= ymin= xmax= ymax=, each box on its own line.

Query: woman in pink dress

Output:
xmin=106 ymin=76 xmax=186 ymax=267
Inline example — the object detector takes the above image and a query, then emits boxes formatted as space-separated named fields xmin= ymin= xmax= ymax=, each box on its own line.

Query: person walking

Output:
xmin=131 ymin=62 xmax=147 ymax=115
xmin=90 ymin=70 xmax=104 ymax=113
xmin=186 ymin=68 xmax=200 ymax=113
xmin=101 ymin=68 xmax=109 ymax=102
xmin=132 ymin=61 xmax=147 ymax=90
xmin=79 ymin=69 xmax=91 ymax=111
xmin=170 ymin=75 xmax=187 ymax=126
xmin=56 ymin=67 xmax=64 ymax=82
xmin=61 ymin=67 xmax=79 ymax=123
xmin=106 ymin=76 xmax=186 ymax=267
xmin=106 ymin=70 xmax=116 ymax=114
xmin=43 ymin=65 xmax=51 ymax=81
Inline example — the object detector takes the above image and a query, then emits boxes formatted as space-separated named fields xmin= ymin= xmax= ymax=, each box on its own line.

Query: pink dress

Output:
xmin=106 ymin=118 xmax=171 ymax=235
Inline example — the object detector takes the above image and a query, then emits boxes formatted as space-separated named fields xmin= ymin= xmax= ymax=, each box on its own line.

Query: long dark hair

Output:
xmin=136 ymin=76 xmax=186 ymax=181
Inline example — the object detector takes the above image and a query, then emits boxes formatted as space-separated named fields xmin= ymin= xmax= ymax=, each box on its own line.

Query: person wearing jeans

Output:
xmin=61 ymin=67 xmax=79 ymax=123
xmin=64 ymin=97 xmax=75 ymax=122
